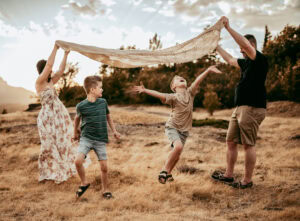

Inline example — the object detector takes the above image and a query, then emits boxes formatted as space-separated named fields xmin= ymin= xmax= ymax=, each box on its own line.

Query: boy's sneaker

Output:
xmin=211 ymin=170 xmax=234 ymax=183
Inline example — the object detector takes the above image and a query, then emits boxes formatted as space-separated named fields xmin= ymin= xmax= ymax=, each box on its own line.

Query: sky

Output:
xmin=0 ymin=0 xmax=299 ymax=92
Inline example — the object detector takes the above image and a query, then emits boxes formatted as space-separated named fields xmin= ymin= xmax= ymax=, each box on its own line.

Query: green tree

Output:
xmin=203 ymin=85 xmax=221 ymax=116
xmin=149 ymin=33 xmax=162 ymax=51
xmin=263 ymin=24 xmax=300 ymax=101
xmin=56 ymin=62 xmax=79 ymax=93
xmin=56 ymin=62 xmax=83 ymax=106
xmin=262 ymin=25 xmax=272 ymax=53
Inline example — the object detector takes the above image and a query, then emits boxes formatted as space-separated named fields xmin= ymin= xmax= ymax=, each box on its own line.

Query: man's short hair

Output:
xmin=244 ymin=34 xmax=257 ymax=49
xmin=83 ymin=75 xmax=102 ymax=94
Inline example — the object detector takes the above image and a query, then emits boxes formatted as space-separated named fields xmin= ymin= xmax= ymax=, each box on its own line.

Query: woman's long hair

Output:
xmin=36 ymin=59 xmax=51 ymax=82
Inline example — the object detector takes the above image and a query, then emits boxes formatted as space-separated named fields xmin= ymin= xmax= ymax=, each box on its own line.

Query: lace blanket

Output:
xmin=56 ymin=19 xmax=223 ymax=68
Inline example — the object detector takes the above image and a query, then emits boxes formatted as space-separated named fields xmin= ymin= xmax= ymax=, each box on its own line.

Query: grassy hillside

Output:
xmin=0 ymin=104 xmax=299 ymax=220
xmin=0 ymin=77 xmax=36 ymax=113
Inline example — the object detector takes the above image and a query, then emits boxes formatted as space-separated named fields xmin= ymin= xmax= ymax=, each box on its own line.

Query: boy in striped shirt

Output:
xmin=73 ymin=75 xmax=120 ymax=199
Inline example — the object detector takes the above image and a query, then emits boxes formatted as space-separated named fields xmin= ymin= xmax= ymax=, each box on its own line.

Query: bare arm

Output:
xmin=107 ymin=114 xmax=121 ymax=139
xmin=216 ymin=45 xmax=239 ymax=68
xmin=73 ymin=115 xmax=81 ymax=141
xmin=51 ymin=50 xmax=70 ymax=85
xmin=192 ymin=65 xmax=222 ymax=89
xmin=35 ymin=44 xmax=59 ymax=86
xmin=130 ymin=82 xmax=167 ymax=103
xmin=221 ymin=16 xmax=256 ymax=60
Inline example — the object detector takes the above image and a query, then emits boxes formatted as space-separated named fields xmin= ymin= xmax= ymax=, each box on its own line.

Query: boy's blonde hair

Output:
xmin=170 ymin=75 xmax=180 ymax=92
xmin=83 ymin=75 xmax=102 ymax=94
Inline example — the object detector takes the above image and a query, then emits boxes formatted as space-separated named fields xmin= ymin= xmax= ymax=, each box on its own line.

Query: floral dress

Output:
xmin=37 ymin=87 xmax=89 ymax=183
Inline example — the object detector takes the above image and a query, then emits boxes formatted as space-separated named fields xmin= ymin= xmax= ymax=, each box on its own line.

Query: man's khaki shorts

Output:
xmin=226 ymin=105 xmax=266 ymax=146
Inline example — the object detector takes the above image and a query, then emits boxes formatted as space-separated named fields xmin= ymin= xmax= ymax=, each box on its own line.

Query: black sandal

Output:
xmin=166 ymin=174 xmax=174 ymax=182
xmin=158 ymin=171 xmax=168 ymax=184
xmin=230 ymin=181 xmax=253 ymax=189
xmin=211 ymin=170 xmax=234 ymax=183
xmin=76 ymin=183 xmax=90 ymax=199
xmin=103 ymin=192 xmax=113 ymax=199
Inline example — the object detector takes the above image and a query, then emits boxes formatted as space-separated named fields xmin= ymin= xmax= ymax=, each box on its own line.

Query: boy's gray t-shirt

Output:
xmin=76 ymin=98 xmax=110 ymax=143
xmin=162 ymin=82 xmax=198 ymax=132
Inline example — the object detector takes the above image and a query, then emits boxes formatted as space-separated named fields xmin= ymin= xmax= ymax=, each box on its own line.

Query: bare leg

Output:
xmin=224 ymin=141 xmax=238 ymax=178
xmin=163 ymin=140 xmax=183 ymax=174
xmin=99 ymin=160 xmax=109 ymax=193
xmin=169 ymin=157 xmax=180 ymax=173
xmin=243 ymin=145 xmax=256 ymax=184
xmin=75 ymin=153 xmax=89 ymax=186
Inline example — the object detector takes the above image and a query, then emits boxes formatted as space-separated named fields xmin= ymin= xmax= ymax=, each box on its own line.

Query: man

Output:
xmin=212 ymin=16 xmax=268 ymax=189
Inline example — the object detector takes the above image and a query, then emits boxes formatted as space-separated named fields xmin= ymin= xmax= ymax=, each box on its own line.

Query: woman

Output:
xmin=35 ymin=43 xmax=87 ymax=183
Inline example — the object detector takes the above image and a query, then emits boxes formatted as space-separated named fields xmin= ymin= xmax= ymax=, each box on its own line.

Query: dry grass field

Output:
xmin=0 ymin=102 xmax=299 ymax=221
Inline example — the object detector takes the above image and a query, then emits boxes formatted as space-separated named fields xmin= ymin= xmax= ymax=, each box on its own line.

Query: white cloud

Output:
xmin=167 ymin=0 xmax=299 ymax=33
xmin=1 ymin=0 xmax=298 ymax=92
xmin=0 ymin=20 xmax=19 ymax=37
xmin=190 ymin=27 xmax=204 ymax=33
xmin=122 ymin=26 xmax=154 ymax=49
xmin=235 ymin=6 xmax=244 ymax=13
xmin=108 ymin=15 xmax=117 ymax=21
xmin=0 ymin=10 xmax=159 ymax=91
xmin=284 ymin=0 xmax=300 ymax=8
xmin=68 ymin=1 xmax=97 ymax=16
xmin=101 ymin=0 xmax=116 ymax=7
xmin=167 ymin=0 xmax=175 ymax=5
xmin=158 ymin=8 xmax=175 ymax=17
xmin=0 ymin=10 xmax=9 ymax=20
xmin=180 ymin=14 xmax=198 ymax=24
xmin=63 ymin=0 xmax=115 ymax=17
xmin=218 ymin=1 xmax=231 ymax=15
xmin=160 ymin=32 xmax=176 ymax=48
xmin=142 ymin=7 xmax=156 ymax=13
xmin=130 ymin=0 xmax=143 ymax=6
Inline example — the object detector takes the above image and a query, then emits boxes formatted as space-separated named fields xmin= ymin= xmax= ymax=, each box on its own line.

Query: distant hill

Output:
xmin=0 ymin=77 xmax=37 ymax=113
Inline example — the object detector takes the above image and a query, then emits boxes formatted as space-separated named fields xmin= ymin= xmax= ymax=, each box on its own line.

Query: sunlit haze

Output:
xmin=0 ymin=0 xmax=299 ymax=92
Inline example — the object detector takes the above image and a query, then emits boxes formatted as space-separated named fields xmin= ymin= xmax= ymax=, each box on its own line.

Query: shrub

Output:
xmin=203 ymin=90 xmax=221 ymax=116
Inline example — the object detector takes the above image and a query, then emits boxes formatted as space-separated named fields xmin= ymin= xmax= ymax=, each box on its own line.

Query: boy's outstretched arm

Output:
xmin=72 ymin=115 xmax=81 ymax=141
xmin=130 ymin=82 xmax=167 ymax=103
xmin=107 ymin=114 xmax=121 ymax=140
xmin=192 ymin=65 xmax=222 ymax=89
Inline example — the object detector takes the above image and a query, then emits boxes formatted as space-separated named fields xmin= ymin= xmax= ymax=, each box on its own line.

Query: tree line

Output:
xmin=56 ymin=24 xmax=299 ymax=115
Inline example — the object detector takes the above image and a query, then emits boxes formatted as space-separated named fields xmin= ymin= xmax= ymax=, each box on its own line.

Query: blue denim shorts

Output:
xmin=78 ymin=137 xmax=107 ymax=161
xmin=165 ymin=127 xmax=189 ymax=148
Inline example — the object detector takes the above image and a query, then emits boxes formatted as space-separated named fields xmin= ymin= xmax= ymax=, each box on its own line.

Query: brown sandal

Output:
xmin=103 ymin=192 xmax=113 ymax=199
xmin=230 ymin=181 xmax=253 ymax=189
xmin=211 ymin=170 xmax=234 ymax=183
xmin=76 ymin=183 xmax=90 ymax=199
xmin=158 ymin=171 xmax=168 ymax=184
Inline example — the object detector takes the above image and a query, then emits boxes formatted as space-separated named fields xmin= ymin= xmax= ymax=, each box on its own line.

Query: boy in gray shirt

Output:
xmin=131 ymin=65 xmax=221 ymax=183
xmin=73 ymin=75 xmax=121 ymax=199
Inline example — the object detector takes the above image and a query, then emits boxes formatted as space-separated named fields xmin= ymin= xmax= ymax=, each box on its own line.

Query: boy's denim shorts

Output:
xmin=78 ymin=137 xmax=107 ymax=161
xmin=165 ymin=127 xmax=189 ymax=148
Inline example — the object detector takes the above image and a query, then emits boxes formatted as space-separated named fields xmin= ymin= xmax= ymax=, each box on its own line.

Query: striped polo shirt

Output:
xmin=76 ymin=98 xmax=110 ymax=143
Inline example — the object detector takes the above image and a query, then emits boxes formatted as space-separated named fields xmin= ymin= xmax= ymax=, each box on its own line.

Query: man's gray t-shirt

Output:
xmin=76 ymin=98 xmax=110 ymax=143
